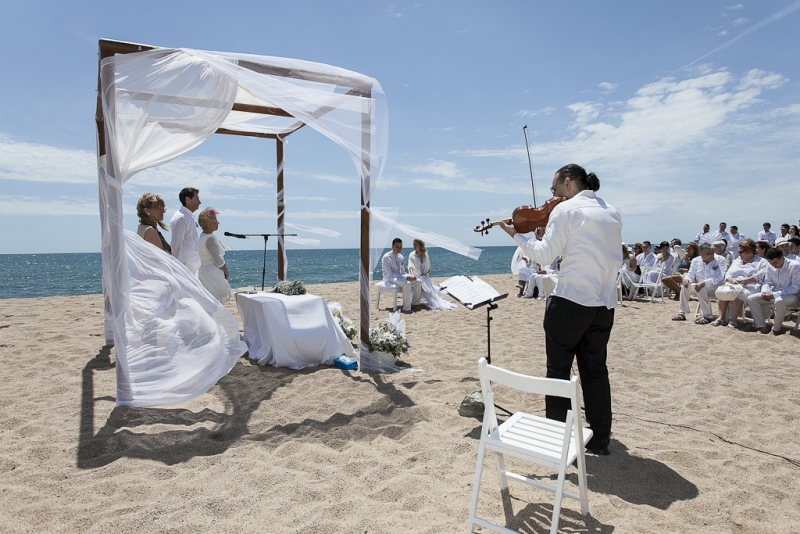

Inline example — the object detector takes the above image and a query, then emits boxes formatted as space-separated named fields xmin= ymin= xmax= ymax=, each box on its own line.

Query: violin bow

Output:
xmin=523 ymin=125 xmax=537 ymax=208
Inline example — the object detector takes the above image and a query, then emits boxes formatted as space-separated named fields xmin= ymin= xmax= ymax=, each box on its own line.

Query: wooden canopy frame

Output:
xmin=95 ymin=39 xmax=374 ymax=348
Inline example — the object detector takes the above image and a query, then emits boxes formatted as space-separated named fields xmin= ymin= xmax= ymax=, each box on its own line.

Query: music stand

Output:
xmin=224 ymin=232 xmax=297 ymax=290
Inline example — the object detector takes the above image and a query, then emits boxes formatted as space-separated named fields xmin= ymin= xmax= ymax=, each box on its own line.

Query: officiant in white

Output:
xmin=381 ymin=238 xmax=422 ymax=313
xmin=408 ymin=239 xmax=456 ymax=311
xmin=197 ymin=208 xmax=232 ymax=304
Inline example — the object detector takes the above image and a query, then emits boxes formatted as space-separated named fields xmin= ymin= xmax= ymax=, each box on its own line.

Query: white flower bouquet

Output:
xmin=327 ymin=302 xmax=357 ymax=340
xmin=369 ymin=311 xmax=411 ymax=360
xmin=272 ymin=280 xmax=307 ymax=295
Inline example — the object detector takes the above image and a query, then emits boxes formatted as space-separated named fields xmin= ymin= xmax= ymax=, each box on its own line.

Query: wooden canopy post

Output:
xmin=276 ymin=136 xmax=286 ymax=281
xmin=359 ymin=94 xmax=372 ymax=353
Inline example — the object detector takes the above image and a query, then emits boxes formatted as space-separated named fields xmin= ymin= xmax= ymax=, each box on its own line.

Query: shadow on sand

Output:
xmin=77 ymin=348 xmax=421 ymax=468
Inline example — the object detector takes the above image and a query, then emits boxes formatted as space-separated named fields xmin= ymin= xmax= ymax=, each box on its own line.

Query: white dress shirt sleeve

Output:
xmin=205 ymin=235 xmax=226 ymax=268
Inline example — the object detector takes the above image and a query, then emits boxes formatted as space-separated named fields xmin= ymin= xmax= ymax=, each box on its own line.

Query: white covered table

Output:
xmin=235 ymin=292 xmax=355 ymax=369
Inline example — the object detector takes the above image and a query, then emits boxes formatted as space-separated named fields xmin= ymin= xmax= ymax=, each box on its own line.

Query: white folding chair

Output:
xmin=467 ymin=358 xmax=592 ymax=534
xmin=375 ymin=281 xmax=401 ymax=312
xmin=630 ymin=266 xmax=665 ymax=303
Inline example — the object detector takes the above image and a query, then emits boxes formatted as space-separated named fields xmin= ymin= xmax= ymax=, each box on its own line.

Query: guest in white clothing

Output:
xmin=643 ymin=241 xmax=674 ymax=289
xmin=636 ymin=241 xmax=656 ymax=268
xmin=774 ymin=237 xmax=798 ymax=261
xmin=757 ymin=222 xmax=776 ymax=245
xmin=169 ymin=187 xmax=202 ymax=276
xmin=712 ymin=222 xmax=731 ymax=249
xmin=727 ymin=226 xmax=745 ymax=259
xmin=525 ymin=256 xmax=561 ymax=299
xmin=713 ymin=240 xmax=733 ymax=268
xmin=619 ymin=244 xmax=639 ymax=299
xmin=695 ymin=224 xmax=713 ymax=246
xmin=136 ymin=193 xmax=171 ymax=253
xmin=408 ymin=239 xmax=456 ymax=311
xmin=779 ymin=223 xmax=790 ymax=239
xmin=747 ymin=248 xmax=800 ymax=335
xmin=197 ymin=208 xmax=231 ymax=304
xmin=714 ymin=239 xmax=765 ymax=329
xmin=381 ymin=238 xmax=422 ymax=313
xmin=672 ymin=243 xmax=726 ymax=324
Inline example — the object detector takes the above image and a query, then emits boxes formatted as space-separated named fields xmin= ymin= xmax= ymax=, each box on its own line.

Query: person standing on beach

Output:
xmin=498 ymin=163 xmax=622 ymax=456
xmin=170 ymin=187 xmax=202 ymax=276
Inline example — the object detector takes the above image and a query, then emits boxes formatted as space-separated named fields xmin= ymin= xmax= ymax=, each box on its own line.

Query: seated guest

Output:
xmin=525 ymin=256 xmax=560 ymax=299
xmin=790 ymin=237 xmax=800 ymax=258
xmin=747 ymin=248 xmax=800 ymax=335
xmin=774 ymin=237 xmax=798 ymax=261
xmin=758 ymin=223 xmax=776 ymax=245
xmin=514 ymin=253 xmax=534 ymax=297
xmin=727 ymin=225 xmax=744 ymax=259
xmin=136 ymin=193 xmax=171 ymax=252
xmin=381 ymin=238 xmax=421 ymax=313
xmin=662 ymin=242 xmax=698 ymax=300
xmin=789 ymin=225 xmax=799 ymax=240
xmin=714 ymin=239 xmax=765 ymax=328
xmin=408 ymin=238 xmax=455 ymax=310
xmin=672 ymin=243 xmax=726 ymax=324
xmin=756 ymin=240 xmax=770 ymax=259
xmin=633 ymin=242 xmax=643 ymax=259
xmin=643 ymin=241 xmax=674 ymax=289
xmin=779 ymin=223 xmax=790 ymax=239
xmin=197 ymin=208 xmax=231 ymax=304
xmin=620 ymin=244 xmax=639 ymax=299
xmin=670 ymin=238 xmax=683 ymax=260
xmin=695 ymin=223 xmax=713 ymax=245
xmin=713 ymin=239 xmax=733 ymax=268
xmin=636 ymin=240 xmax=656 ymax=268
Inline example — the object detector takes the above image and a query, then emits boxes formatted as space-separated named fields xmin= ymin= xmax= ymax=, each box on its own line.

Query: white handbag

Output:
xmin=715 ymin=283 xmax=743 ymax=301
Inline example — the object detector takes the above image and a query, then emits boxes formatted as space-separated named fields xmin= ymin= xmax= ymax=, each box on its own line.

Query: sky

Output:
xmin=1 ymin=0 xmax=799 ymax=254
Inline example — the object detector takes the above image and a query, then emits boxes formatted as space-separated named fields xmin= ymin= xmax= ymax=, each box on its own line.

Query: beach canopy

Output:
xmin=96 ymin=40 xmax=479 ymax=406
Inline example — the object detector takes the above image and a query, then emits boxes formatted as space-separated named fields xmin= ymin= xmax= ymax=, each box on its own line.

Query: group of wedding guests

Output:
xmin=619 ymin=221 xmax=800 ymax=335
xmin=136 ymin=188 xmax=232 ymax=304
xmin=380 ymin=237 xmax=455 ymax=313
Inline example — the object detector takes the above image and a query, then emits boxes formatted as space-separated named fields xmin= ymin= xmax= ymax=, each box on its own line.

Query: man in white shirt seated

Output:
xmin=381 ymin=238 xmax=422 ymax=313
xmin=757 ymin=222 xmax=776 ymax=245
xmin=169 ymin=187 xmax=202 ymax=276
xmin=727 ymin=226 xmax=744 ymax=259
xmin=774 ymin=237 xmax=798 ymax=261
xmin=672 ymin=243 xmax=727 ymax=324
xmin=636 ymin=241 xmax=656 ymax=268
xmin=695 ymin=223 xmax=713 ymax=245
xmin=747 ymin=248 xmax=800 ymax=335
xmin=712 ymin=222 xmax=731 ymax=249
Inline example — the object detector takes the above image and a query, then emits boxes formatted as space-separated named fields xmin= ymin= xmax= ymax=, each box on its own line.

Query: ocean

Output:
xmin=0 ymin=246 xmax=518 ymax=299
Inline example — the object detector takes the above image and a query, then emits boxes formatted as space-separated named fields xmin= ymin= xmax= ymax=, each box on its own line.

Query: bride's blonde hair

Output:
xmin=413 ymin=238 xmax=427 ymax=258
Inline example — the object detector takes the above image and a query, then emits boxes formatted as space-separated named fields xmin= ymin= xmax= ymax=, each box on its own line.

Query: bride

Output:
xmin=408 ymin=239 xmax=456 ymax=311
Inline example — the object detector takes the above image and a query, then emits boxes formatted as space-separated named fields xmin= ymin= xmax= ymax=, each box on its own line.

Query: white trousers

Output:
xmin=747 ymin=293 xmax=800 ymax=330
xmin=678 ymin=283 xmax=720 ymax=318
xmin=390 ymin=278 xmax=422 ymax=311
xmin=518 ymin=266 xmax=536 ymax=283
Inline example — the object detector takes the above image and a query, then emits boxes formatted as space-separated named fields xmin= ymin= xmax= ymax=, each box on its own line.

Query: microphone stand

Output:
xmin=223 ymin=232 xmax=297 ymax=290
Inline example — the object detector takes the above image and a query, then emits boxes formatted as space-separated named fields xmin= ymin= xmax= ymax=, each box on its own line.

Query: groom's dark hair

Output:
xmin=392 ymin=238 xmax=402 ymax=246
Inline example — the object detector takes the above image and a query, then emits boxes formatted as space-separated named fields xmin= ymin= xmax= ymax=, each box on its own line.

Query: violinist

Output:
xmin=497 ymin=163 xmax=622 ymax=456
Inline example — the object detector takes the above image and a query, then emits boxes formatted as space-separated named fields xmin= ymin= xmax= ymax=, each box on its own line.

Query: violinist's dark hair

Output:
xmin=555 ymin=163 xmax=600 ymax=192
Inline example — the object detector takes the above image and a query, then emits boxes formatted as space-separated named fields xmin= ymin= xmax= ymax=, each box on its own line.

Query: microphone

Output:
xmin=224 ymin=231 xmax=247 ymax=239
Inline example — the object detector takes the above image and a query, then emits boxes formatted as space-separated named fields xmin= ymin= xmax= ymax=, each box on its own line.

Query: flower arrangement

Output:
xmin=327 ymin=302 xmax=357 ymax=340
xmin=272 ymin=280 xmax=307 ymax=295
xmin=368 ymin=318 xmax=411 ymax=360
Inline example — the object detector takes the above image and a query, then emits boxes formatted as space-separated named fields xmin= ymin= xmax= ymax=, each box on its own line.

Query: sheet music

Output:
xmin=439 ymin=275 xmax=502 ymax=309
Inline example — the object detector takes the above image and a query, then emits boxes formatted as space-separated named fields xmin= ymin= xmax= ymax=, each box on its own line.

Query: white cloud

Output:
xmin=566 ymin=102 xmax=600 ymax=126
xmin=726 ymin=4 xmax=744 ymax=10
xmin=732 ymin=17 xmax=749 ymax=25
xmin=309 ymin=173 xmax=357 ymax=184
xmin=598 ymin=82 xmax=619 ymax=93
xmin=387 ymin=4 xmax=403 ymax=17
xmin=516 ymin=106 xmax=556 ymax=118
xmin=403 ymin=160 xmax=464 ymax=179
xmin=285 ymin=195 xmax=334 ymax=201
xmin=718 ymin=30 xmax=729 ymax=36
xmin=0 ymin=195 xmax=98 ymax=216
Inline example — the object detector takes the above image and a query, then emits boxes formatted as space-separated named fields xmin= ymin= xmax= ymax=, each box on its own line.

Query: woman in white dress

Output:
xmin=136 ymin=193 xmax=171 ymax=253
xmin=408 ymin=239 xmax=455 ymax=311
xmin=714 ymin=238 xmax=765 ymax=328
xmin=619 ymin=244 xmax=639 ymax=299
xmin=197 ymin=208 xmax=231 ymax=304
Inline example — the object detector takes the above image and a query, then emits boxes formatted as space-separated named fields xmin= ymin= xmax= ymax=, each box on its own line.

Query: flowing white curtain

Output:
xmin=99 ymin=48 xmax=246 ymax=407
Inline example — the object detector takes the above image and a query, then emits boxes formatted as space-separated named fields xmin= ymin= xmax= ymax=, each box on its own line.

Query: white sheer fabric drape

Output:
xmin=99 ymin=48 xmax=246 ymax=407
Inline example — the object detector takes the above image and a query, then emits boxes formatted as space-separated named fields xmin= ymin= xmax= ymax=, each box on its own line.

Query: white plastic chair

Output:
xmin=375 ymin=281 xmax=401 ymax=312
xmin=467 ymin=358 xmax=592 ymax=534
xmin=630 ymin=266 xmax=665 ymax=303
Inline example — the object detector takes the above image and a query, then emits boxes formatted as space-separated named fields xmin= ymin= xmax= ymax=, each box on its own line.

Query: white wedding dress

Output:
xmin=408 ymin=251 xmax=456 ymax=311
xmin=198 ymin=233 xmax=232 ymax=304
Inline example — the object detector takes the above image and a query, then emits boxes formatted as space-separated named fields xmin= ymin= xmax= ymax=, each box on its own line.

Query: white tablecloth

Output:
xmin=235 ymin=292 xmax=355 ymax=369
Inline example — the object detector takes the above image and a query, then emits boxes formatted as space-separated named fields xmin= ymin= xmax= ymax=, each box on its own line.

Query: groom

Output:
xmin=381 ymin=238 xmax=422 ymax=313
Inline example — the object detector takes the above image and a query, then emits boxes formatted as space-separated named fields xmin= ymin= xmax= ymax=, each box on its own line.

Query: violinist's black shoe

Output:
xmin=586 ymin=445 xmax=610 ymax=456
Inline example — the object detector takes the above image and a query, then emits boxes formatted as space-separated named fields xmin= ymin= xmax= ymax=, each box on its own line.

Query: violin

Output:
xmin=474 ymin=196 xmax=566 ymax=235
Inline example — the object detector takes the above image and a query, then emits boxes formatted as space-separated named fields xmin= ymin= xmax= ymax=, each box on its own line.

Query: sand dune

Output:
xmin=1 ymin=274 xmax=799 ymax=533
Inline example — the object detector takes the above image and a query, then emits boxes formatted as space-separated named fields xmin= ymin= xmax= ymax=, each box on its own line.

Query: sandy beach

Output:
xmin=1 ymin=274 xmax=799 ymax=533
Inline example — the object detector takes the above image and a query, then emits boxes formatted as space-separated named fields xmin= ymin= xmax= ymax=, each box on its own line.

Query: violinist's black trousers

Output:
xmin=542 ymin=295 xmax=614 ymax=449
